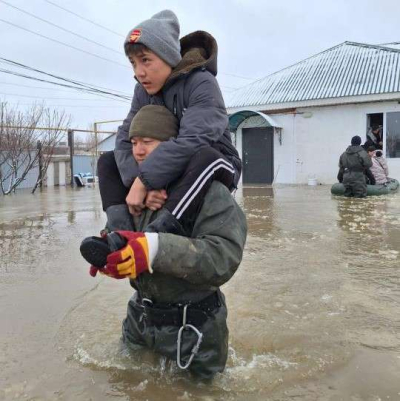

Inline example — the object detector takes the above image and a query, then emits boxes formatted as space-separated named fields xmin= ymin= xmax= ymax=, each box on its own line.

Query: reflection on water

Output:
xmin=1 ymin=185 xmax=399 ymax=400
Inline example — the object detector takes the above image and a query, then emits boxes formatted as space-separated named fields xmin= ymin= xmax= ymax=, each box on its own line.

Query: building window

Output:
xmin=366 ymin=113 xmax=383 ymax=150
xmin=386 ymin=112 xmax=400 ymax=158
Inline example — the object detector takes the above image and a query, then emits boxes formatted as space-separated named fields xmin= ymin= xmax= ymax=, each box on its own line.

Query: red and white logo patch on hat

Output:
xmin=129 ymin=29 xmax=142 ymax=43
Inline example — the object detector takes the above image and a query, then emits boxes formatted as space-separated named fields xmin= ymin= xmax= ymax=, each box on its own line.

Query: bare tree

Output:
xmin=0 ymin=102 xmax=71 ymax=195
xmin=0 ymin=102 xmax=43 ymax=194
xmin=31 ymin=109 xmax=71 ymax=193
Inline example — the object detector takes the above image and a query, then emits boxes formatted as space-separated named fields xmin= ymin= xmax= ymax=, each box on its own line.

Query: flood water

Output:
xmin=0 ymin=185 xmax=399 ymax=401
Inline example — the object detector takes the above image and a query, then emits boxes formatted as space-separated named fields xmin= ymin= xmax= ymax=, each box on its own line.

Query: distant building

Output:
xmin=226 ymin=42 xmax=400 ymax=185
xmin=98 ymin=133 xmax=117 ymax=154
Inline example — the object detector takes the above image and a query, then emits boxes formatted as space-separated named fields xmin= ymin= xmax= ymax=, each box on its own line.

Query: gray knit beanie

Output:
xmin=129 ymin=105 xmax=178 ymax=141
xmin=125 ymin=10 xmax=181 ymax=67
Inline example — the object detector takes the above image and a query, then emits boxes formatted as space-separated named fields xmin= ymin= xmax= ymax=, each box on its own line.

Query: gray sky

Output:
xmin=1 ymin=0 xmax=399 ymax=136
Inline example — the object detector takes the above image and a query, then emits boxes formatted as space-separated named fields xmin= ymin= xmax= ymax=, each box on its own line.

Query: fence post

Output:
xmin=68 ymin=129 xmax=74 ymax=187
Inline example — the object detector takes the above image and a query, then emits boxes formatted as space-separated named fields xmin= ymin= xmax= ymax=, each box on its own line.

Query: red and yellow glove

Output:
xmin=96 ymin=231 xmax=151 ymax=279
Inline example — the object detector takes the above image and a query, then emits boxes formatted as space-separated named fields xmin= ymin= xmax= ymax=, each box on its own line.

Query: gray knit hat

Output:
xmin=125 ymin=10 xmax=181 ymax=67
xmin=129 ymin=105 xmax=178 ymax=141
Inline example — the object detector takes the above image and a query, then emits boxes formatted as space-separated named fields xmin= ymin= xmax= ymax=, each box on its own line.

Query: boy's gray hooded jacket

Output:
xmin=115 ymin=31 xmax=241 ymax=189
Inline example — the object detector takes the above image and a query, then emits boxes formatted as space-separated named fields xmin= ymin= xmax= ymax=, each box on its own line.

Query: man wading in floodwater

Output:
xmin=80 ymin=8 xmax=247 ymax=379
xmin=81 ymin=105 xmax=247 ymax=379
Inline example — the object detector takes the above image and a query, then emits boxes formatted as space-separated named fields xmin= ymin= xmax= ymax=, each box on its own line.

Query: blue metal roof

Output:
xmin=226 ymin=42 xmax=400 ymax=108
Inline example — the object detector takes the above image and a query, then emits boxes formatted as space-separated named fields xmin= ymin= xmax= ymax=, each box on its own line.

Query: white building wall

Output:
xmin=295 ymin=101 xmax=400 ymax=184
xmin=234 ymin=100 xmax=400 ymax=184
xmin=235 ymin=114 xmax=297 ymax=184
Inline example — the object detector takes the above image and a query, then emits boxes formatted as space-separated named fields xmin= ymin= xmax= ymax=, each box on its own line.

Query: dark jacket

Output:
xmin=130 ymin=181 xmax=247 ymax=304
xmin=114 ymin=31 xmax=241 ymax=190
xmin=337 ymin=145 xmax=374 ymax=184
xmin=363 ymin=131 xmax=383 ymax=150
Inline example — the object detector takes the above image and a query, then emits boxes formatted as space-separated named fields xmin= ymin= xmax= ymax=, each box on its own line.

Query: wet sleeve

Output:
xmin=338 ymin=154 xmax=344 ymax=169
xmin=337 ymin=155 xmax=344 ymax=182
xmin=114 ymin=84 xmax=144 ymax=187
xmin=337 ymin=169 xmax=343 ymax=183
xmin=361 ymin=152 xmax=373 ymax=169
xmin=138 ymin=72 xmax=228 ymax=190
xmin=152 ymin=183 xmax=247 ymax=287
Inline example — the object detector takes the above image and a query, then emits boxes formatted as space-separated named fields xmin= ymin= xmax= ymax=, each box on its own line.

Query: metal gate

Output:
xmin=242 ymin=127 xmax=274 ymax=184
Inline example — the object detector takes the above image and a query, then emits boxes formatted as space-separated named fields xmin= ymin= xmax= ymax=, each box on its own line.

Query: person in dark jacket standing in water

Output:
xmin=337 ymin=135 xmax=374 ymax=197
xmin=95 ymin=9 xmax=241 ymax=236
xmin=79 ymin=9 xmax=247 ymax=380
xmin=85 ymin=105 xmax=247 ymax=380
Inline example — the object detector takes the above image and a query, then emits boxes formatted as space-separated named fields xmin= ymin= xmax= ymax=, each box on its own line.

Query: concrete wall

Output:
xmin=45 ymin=160 xmax=68 ymax=187
xmin=46 ymin=162 xmax=54 ymax=187
xmin=59 ymin=162 xmax=66 ymax=186
xmin=234 ymin=100 xmax=400 ymax=184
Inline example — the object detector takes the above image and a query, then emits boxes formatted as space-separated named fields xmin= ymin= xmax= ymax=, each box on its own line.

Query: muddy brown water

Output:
xmin=0 ymin=185 xmax=399 ymax=401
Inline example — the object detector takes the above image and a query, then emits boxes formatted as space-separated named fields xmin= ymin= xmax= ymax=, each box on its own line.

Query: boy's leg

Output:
xmin=97 ymin=151 xmax=134 ymax=231
xmin=98 ymin=151 xmax=129 ymax=211
xmin=147 ymin=147 xmax=235 ymax=236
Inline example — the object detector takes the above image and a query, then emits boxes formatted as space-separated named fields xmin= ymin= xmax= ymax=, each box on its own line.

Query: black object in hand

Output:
xmin=80 ymin=232 xmax=127 ymax=267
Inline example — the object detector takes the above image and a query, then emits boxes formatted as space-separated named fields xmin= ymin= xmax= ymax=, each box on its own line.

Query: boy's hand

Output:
xmin=145 ymin=189 xmax=167 ymax=211
xmin=126 ymin=178 xmax=147 ymax=216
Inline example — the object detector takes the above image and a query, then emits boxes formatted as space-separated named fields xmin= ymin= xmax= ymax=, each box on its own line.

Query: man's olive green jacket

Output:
xmin=130 ymin=181 xmax=247 ymax=304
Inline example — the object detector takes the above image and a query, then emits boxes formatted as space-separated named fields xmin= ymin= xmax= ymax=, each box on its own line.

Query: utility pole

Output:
xmin=92 ymin=122 xmax=98 ymax=186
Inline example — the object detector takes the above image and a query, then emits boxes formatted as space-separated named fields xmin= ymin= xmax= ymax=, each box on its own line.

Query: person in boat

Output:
xmin=367 ymin=147 xmax=389 ymax=185
xmin=363 ymin=125 xmax=383 ymax=150
xmin=81 ymin=105 xmax=247 ymax=380
xmin=337 ymin=135 xmax=374 ymax=197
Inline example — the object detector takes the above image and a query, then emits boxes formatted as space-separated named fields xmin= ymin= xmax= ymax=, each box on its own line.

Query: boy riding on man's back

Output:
xmin=94 ymin=9 xmax=241 ymax=237
xmin=79 ymin=10 xmax=247 ymax=380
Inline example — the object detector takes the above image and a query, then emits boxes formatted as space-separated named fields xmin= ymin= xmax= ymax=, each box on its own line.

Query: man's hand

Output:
xmin=145 ymin=189 xmax=167 ymax=211
xmin=91 ymin=231 xmax=151 ymax=279
xmin=126 ymin=177 xmax=147 ymax=216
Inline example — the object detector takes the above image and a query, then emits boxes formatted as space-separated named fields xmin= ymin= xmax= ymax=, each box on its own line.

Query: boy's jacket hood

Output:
xmin=167 ymin=31 xmax=218 ymax=82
